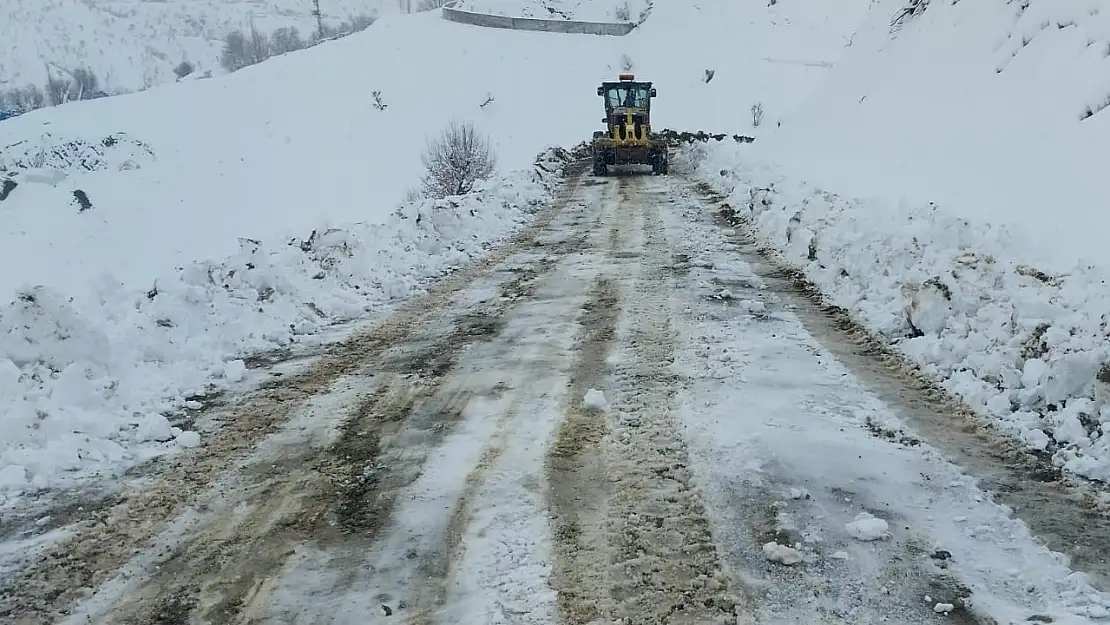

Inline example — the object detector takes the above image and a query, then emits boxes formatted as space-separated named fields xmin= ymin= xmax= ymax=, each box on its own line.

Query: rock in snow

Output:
xmin=762 ymin=541 xmax=804 ymax=565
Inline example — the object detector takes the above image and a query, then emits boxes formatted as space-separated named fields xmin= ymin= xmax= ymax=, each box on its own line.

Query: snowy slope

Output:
xmin=759 ymin=0 xmax=1110 ymax=274
xmin=0 ymin=0 xmax=398 ymax=93
xmin=687 ymin=0 xmax=1110 ymax=482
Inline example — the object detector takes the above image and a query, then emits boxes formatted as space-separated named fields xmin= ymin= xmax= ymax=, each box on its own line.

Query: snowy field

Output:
xmin=0 ymin=0 xmax=401 ymax=93
xmin=685 ymin=0 xmax=1110 ymax=482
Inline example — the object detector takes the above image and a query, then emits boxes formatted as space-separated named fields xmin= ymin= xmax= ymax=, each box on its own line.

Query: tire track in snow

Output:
xmin=651 ymin=175 xmax=1110 ymax=622
xmin=661 ymin=177 xmax=985 ymax=622
xmin=600 ymin=178 xmax=742 ymax=624
xmin=76 ymin=304 xmax=511 ymax=625
xmin=403 ymin=390 xmax=526 ymax=625
xmin=547 ymin=175 xmax=744 ymax=624
xmin=230 ymin=168 xmax=604 ymax=625
xmin=546 ymin=276 xmax=621 ymax=625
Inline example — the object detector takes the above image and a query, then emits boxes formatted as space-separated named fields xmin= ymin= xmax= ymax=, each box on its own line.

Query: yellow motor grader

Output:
xmin=591 ymin=74 xmax=669 ymax=176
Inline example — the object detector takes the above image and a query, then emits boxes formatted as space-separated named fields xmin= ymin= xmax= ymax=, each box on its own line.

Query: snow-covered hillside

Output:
xmin=0 ymin=0 xmax=399 ymax=94
xmin=0 ymin=0 xmax=869 ymax=504
xmin=689 ymin=0 xmax=1110 ymax=481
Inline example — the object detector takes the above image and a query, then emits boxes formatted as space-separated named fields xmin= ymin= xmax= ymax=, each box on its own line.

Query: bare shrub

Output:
xmin=270 ymin=27 xmax=305 ymax=55
xmin=620 ymin=53 xmax=634 ymax=71
xmin=71 ymin=68 xmax=99 ymax=99
xmin=404 ymin=187 xmax=425 ymax=203
xmin=220 ymin=30 xmax=251 ymax=71
xmin=751 ymin=102 xmax=764 ymax=127
xmin=615 ymin=1 xmax=631 ymax=21
xmin=246 ymin=25 xmax=271 ymax=64
xmin=891 ymin=0 xmax=930 ymax=33
xmin=416 ymin=0 xmax=448 ymax=10
xmin=174 ymin=60 xmax=195 ymax=78
xmin=420 ymin=119 xmax=497 ymax=199
xmin=8 ymin=85 xmax=45 ymax=111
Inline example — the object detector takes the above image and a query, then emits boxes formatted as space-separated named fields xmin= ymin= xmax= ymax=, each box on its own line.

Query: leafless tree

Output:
xmin=246 ymin=24 xmax=271 ymax=65
xmin=420 ymin=120 xmax=497 ymax=199
xmin=221 ymin=30 xmax=251 ymax=71
xmin=45 ymin=66 xmax=73 ymax=106
xmin=71 ymin=68 xmax=99 ymax=99
xmin=270 ymin=26 xmax=305 ymax=54
xmin=312 ymin=0 xmax=324 ymax=40
xmin=174 ymin=60 xmax=195 ymax=78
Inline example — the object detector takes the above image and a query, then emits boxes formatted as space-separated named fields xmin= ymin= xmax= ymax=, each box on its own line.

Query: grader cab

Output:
xmin=591 ymin=74 xmax=669 ymax=176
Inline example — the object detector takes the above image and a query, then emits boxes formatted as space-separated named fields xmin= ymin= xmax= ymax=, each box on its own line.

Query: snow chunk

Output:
xmin=135 ymin=414 xmax=175 ymax=443
xmin=175 ymin=430 xmax=201 ymax=448
xmin=788 ymin=487 xmax=809 ymax=500
xmin=741 ymin=300 xmax=767 ymax=314
xmin=762 ymin=541 xmax=804 ymax=565
xmin=1022 ymin=428 xmax=1051 ymax=451
xmin=223 ymin=359 xmax=247 ymax=383
xmin=583 ymin=389 xmax=608 ymax=411
xmin=1022 ymin=358 xmax=1049 ymax=389
xmin=933 ymin=603 xmax=955 ymax=614
xmin=845 ymin=512 xmax=890 ymax=541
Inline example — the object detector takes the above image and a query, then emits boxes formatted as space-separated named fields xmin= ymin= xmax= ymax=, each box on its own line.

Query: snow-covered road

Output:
xmin=2 ymin=165 xmax=1109 ymax=624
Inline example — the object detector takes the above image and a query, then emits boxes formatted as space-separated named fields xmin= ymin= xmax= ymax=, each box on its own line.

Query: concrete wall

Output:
xmin=440 ymin=1 xmax=636 ymax=36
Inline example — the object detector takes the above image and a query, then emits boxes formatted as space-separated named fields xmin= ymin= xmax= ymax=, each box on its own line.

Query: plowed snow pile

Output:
xmin=688 ymin=0 xmax=1110 ymax=482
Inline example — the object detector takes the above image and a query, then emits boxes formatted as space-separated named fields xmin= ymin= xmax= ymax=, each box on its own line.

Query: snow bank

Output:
xmin=686 ymin=143 xmax=1110 ymax=483
xmin=0 ymin=147 xmax=572 ymax=506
